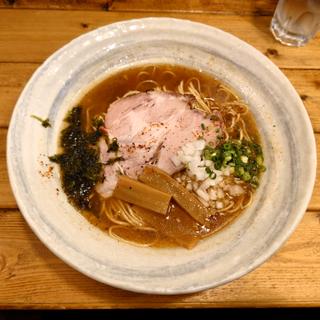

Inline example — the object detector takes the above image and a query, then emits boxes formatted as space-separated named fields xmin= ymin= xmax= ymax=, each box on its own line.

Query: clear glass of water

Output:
xmin=270 ymin=0 xmax=320 ymax=46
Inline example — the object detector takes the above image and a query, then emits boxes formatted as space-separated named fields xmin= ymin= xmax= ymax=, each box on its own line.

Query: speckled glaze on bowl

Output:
xmin=7 ymin=18 xmax=316 ymax=294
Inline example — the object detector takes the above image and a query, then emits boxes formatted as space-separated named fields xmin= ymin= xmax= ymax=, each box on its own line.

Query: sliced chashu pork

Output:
xmin=96 ymin=91 xmax=222 ymax=197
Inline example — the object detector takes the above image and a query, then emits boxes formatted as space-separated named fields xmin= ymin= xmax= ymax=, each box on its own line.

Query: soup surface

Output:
xmin=51 ymin=64 xmax=265 ymax=249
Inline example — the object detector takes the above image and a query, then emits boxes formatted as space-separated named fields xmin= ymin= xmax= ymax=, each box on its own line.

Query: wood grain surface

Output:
xmin=1 ymin=0 xmax=278 ymax=15
xmin=0 ymin=10 xmax=319 ymax=67
xmin=0 ymin=210 xmax=320 ymax=308
xmin=1 ymin=2 xmax=320 ymax=308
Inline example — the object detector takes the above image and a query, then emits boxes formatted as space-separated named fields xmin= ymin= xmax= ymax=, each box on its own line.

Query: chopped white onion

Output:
xmin=208 ymin=189 xmax=217 ymax=200
xmin=194 ymin=139 xmax=206 ymax=150
xmin=192 ymin=181 xmax=199 ymax=190
xmin=186 ymin=183 xmax=192 ymax=191
xmin=174 ymin=139 xmax=244 ymax=209
xmin=196 ymin=188 xmax=210 ymax=202
xmin=201 ymin=178 xmax=219 ymax=190
xmin=223 ymin=167 xmax=230 ymax=176
xmin=215 ymin=176 xmax=224 ymax=184
xmin=216 ymin=201 xmax=224 ymax=209
xmin=217 ymin=188 xmax=224 ymax=199
xmin=228 ymin=185 xmax=244 ymax=196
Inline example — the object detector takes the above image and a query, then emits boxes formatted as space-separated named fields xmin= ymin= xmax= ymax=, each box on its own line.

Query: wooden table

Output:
xmin=1 ymin=0 xmax=320 ymax=309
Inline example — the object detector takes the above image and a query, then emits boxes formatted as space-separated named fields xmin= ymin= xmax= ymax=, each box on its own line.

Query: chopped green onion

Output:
xmin=201 ymin=139 xmax=266 ymax=187
xmin=205 ymin=167 xmax=217 ymax=179
xmin=256 ymin=154 xmax=263 ymax=166
xmin=237 ymin=166 xmax=245 ymax=176
xmin=242 ymin=172 xmax=251 ymax=181
xmin=223 ymin=142 xmax=232 ymax=150
xmin=203 ymin=146 xmax=215 ymax=160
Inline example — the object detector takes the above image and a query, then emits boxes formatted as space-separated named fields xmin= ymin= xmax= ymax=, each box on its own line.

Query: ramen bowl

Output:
xmin=7 ymin=18 xmax=316 ymax=294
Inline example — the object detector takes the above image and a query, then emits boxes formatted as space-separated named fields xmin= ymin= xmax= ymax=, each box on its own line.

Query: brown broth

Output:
xmin=77 ymin=64 xmax=261 ymax=248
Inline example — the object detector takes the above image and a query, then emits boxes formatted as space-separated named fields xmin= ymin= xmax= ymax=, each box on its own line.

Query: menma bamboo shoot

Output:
xmin=139 ymin=166 xmax=211 ymax=225
xmin=113 ymin=175 xmax=172 ymax=214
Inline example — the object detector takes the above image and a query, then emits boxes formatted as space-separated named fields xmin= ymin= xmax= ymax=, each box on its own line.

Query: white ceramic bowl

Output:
xmin=7 ymin=18 xmax=316 ymax=294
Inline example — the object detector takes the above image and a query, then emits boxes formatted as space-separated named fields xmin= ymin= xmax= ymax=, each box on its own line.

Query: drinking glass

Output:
xmin=270 ymin=0 xmax=320 ymax=46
